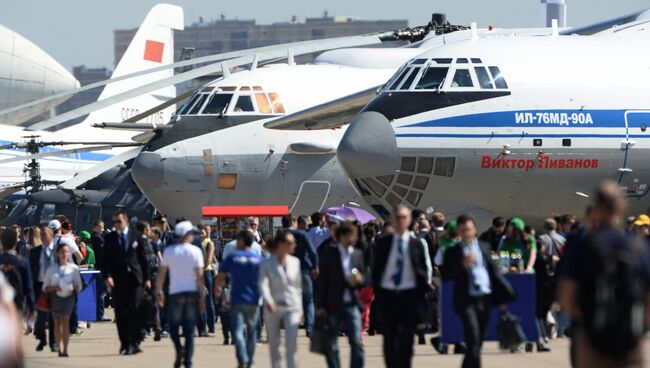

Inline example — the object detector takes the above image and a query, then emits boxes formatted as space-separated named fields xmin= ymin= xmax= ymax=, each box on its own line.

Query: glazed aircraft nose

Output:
xmin=131 ymin=151 xmax=164 ymax=191
xmin=337 ymin=111 xmax=399 ymax=178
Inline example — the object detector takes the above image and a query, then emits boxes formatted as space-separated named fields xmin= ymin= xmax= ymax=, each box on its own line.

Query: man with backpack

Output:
xmin=558 ymin=180 xmax=650 ymax=368
xmin=0 ymin=227 xmax=35 ymax=317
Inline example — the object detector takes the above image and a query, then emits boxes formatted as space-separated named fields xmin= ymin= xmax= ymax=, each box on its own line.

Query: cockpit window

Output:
xmin=188 ymin=94 xmax=208 ymax=114
xmin=255 ymin=94 xmax=272 ymax=114
xmin=399 ymin=68 xmax=421 ymax=90
xmin=233 ymin=95 xmax=255 ymax=112
xmin=451 ymin=69 xmax=473 ymax=87
xmin=474 ymin=67 xmax=494 ymax=89
xmin=415 ymin=67 xmax=449 ymax=90
xmin=202 ymin=93 xmax=233 ymax=114
xmin=410 ymin=58 xmax=426 ymax=65
xmin=388 ymin=68 xmax=411 ymax=90
xmin=268 ymin=93 xmax=285 ymax=114
xmin=489 ymin=66 xmax=508 ymax=89
xmin=177 ymin=94 xmax=201 ymax=115
xmin=456 ymin=58 xmax=468 ymax=64
xmin=432 ymin=58 xmax=452 ymax=64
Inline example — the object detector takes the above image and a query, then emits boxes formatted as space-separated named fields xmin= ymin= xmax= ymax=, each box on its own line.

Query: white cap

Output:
xmin=174 ymin=221 xmax=194 ymax=238
xmin=48 ymin=219 xmax=61 ymax=230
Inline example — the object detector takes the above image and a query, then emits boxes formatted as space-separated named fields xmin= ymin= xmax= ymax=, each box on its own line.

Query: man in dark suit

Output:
xmin=372 ymin=204 xmax=431 ymax=368
xmin=316 ymin=222 xmax=367 ymax=368
xmin=282 ymin=214 xmax=319 ymax=337
xmin=442 ymin=214 xmax=515 ymax=368
xmin=102 ymin=210 xmax=151 ymax=355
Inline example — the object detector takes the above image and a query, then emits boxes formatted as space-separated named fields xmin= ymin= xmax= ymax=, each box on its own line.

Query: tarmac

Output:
xmin=19 ymin=310 xmax=614 ymax=368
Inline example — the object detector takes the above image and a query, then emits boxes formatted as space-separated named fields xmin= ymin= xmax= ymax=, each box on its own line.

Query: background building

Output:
xmin=114 ymin=12 xmax=408 ymax=66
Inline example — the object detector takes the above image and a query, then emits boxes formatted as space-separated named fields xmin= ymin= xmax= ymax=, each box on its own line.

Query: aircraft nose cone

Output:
xmin=132 ymin=151 xmax=164 ymax=191
xmin=337 ymin=111 xmax=399 ymax=178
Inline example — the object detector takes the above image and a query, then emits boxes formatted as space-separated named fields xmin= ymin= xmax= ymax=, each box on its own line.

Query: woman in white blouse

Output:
xmin=42 ymin=243 xmax=82 ymax=357
xmin=258 ymin=230 xmax=303 ymax=368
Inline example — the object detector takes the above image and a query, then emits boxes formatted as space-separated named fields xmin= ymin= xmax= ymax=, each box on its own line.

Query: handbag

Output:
xmin=36 ymin=292 xmax=51 ymax=312
xmin=309 ymin=318 xmax=331 ymax=355
xmin=497 ymin=311 xmax=527 ymax=350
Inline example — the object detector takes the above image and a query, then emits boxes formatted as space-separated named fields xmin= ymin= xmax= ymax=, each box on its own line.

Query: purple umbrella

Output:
xmin=323 ymin=206 xmax=376 ymax=224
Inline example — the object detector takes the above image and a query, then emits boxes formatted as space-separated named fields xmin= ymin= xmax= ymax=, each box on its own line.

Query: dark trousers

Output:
xmin=220 ymin=309 xmax=232 ymax=342
xmin=301 ymin=270 xmax=315 ymax=334
xmin=458 ymin=296 xmax=491 ymax=368
xmin=377 ymin=288 xmax=420 ymax=368
xmin=96 ymin=273 xmax=106 ymax=320
xmin=113 ymin=285 xmax=144 ymax=349
xmin=33 ymin=285 xmax=54 ymax=347
xmin=69 ymin=295 xmax=78 ymax=333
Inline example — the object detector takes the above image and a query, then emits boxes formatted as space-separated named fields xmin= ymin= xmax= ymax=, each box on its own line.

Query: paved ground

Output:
xmin=21 ymin=310 xmax=648 ymax=368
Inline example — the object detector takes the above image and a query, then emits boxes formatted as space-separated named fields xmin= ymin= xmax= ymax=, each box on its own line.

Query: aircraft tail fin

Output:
xmin=59 ymin=4 xmax=184 ymax=141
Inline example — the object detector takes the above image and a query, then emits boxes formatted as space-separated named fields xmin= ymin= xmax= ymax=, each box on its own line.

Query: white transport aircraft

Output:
xmin=0 ymin=4 xmax=183 ymax=196
xmin=130 ymin=23 xmax=561 ymax=222
xmin=332 ymin=17 xmax=650 ymax=222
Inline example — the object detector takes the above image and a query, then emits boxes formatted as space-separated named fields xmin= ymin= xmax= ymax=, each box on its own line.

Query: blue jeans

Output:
xmin=231 ymin=304 xmax=260 ymax=365
xmin=198 ymin=271 xmax=216 ymax=334
xmin=326 ymin=304 xmax=364 ymax=368
xmin=169 ymin=292 xmax=200 ymax=368
xmin=301 ymin=270 xmax=315 ymax=334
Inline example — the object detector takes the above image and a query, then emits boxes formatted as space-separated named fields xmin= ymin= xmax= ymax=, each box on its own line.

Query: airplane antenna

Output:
xmin=250 ymin=54 xmax=259 ymax=70
xmin=221 ymin=62 xmax=230 ymax=78
xmin=470 ymin=22 xmax=478 ymax=40
xmin=551 ymin=18 xmax=559 ymax=36
xmin=287 ymin=49 xmax=295 ymax=65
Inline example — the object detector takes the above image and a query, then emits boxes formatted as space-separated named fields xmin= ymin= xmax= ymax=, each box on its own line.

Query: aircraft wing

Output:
xmin=58 ymin=146 xmax=143 ymax=190
xmin=264 ymin=86 xmax=379 ymax=130
xmin=561 ymin=8 xmax=650 ymax=35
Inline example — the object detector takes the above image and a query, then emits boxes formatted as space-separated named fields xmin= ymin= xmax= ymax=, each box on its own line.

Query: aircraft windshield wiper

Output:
xmin=218 ymin=103 xmax=230 ymax=119
xmin=436 ymin=77 xmax=446 ymax=94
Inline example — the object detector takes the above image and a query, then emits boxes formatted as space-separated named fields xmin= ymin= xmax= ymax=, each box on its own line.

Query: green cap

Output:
xmin=78 ymin=231 xmax=91 ymax=240
xmin=510 ymin=217 xmax=525 ymax=232
xmin=446 ymin=220 xmax=458 ymax=233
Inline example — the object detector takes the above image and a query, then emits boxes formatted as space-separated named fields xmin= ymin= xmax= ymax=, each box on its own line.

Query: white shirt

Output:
xmin=337 ymin=243 xmax=355 ymax=302
xmin=42 ymin=263 xmax=82 ymax=298
xmin=223 ymin=240 xmax=262 ymax=260
xmin=381 ymin=232 xmax=417 ymax=290
xmin=162 ymin=243 xmax=204 ymax=295
xmin=53 ymin=236 xmax=79 ymax=263
xmin=38 ymin=242 xmax=55 ymax=283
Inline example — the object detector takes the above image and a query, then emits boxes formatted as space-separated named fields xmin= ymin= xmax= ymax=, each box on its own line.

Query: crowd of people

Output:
xmin=0 ymin=179 xmax=649 ymax=368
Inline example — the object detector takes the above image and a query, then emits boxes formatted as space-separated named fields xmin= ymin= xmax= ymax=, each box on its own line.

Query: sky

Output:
xmin=1 ymin=0 xmax=648 ymax=70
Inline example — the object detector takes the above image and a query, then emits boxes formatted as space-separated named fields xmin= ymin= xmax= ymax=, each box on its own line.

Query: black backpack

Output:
xmin=579 ymin=233 xmax=647 ymax=357
xmin=0 ymin=253 xmax=25 ymax=311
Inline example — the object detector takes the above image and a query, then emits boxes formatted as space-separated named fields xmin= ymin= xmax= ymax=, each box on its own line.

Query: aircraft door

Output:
xmin=620 ymin=111 xmax=650 ymax=197
xmin=289 ymin=181 xmax=331 ymax=215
